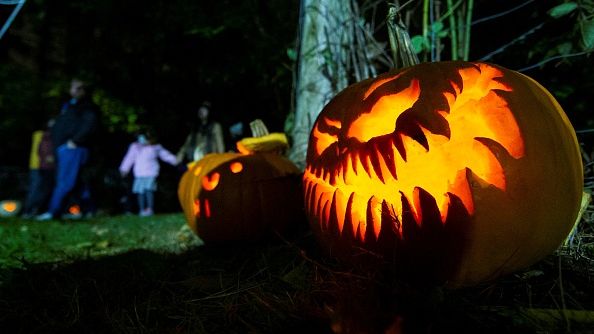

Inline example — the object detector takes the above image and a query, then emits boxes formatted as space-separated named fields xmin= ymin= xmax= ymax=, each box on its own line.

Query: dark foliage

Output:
xmin=0 ymin=0 xmax=299 ymax=168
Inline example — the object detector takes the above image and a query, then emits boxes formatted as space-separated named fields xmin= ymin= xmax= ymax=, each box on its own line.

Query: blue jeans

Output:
xmin=47 ymin=144 xmax=89 ymax=216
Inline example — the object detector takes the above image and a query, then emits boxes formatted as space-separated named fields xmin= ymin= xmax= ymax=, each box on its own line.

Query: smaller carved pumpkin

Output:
xmin=178 ymin=152 xmax=303 ymax=242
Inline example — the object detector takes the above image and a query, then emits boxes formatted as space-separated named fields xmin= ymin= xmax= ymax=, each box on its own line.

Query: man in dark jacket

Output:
xmin=37 ymin=78 xmax=98 ymax=220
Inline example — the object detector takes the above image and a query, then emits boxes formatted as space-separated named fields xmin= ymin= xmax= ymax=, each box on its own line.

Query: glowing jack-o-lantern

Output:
xmin=178 ymin=152 xmax=303 ymax=242
xmin=303 ymin=61 xmax=583 ymax=287
xmin=0 ymin=200 xmax=21 ymax=217
xmin=68 ymin=204 xmax=81 ymax=215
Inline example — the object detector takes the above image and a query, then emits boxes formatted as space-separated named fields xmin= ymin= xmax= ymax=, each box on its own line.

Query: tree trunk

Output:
xmin=288 ymin=0 xmax=354 ymax=169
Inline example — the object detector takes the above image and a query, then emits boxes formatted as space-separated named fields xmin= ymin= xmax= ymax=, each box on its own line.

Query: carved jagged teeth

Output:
xmin=303 ymin=178 xmax=310 ymax=198
xmin=348 ymin=191 xmax=368 ymax=240
xmin=315 ymin=166 xmax=323 ymax=179
xmin=307 ymin=181 xmax=316 ymax=214
xmin=348 ymin=153 xmax=357 ymax=179
xmin=329 ymin=169 xmax=337 ymax=186
xmin=381 ymin=139 xmax=398 ymax=180
xmin=306 ymin=136 xmax=406 ymax=240
xmin=359 ymin=153 xmax=373 ymax=179
xmin=368 ymin=196 xmax=382 ymax=240
xmin=312 ymin=185 xmax=321 ymax=219
xmin=331 ymin=189 xmax=347 ymax=234
xmin=321 ymin=196 xmax=330 ymax=229
xmin=341 ymin=155 xmax=349 ymax=183
xmin=369 ymin=147 xmax=384 ymax=184
xmin=310 ymin=183 xmax=319 ymax=221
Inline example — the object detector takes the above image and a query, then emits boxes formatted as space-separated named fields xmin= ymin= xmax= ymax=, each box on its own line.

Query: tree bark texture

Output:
xmin=289 ymin=0 xmax=353 ymax=169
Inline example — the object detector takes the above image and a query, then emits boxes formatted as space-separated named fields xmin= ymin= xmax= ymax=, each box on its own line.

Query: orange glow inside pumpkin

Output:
xmin=204 ymin=199 xmax=211 ymax=218
xmin=202 ymin=172 xmax=220 ymax=191
xmin=193 ymin=198 xmax=200 ymax=217
xmin=68 ymin=204 xmax=81 ymax=215
xmin=193 ymin=199 xmax=212 ymax=218
xmin=192 ymin=161 xmax=243 ymax=220
xmin=305 ymin=64 xmax=525 ymax=241
xmin=230 ymin=161 xmax=243 ymax=173
xmin=2 ymin=201 xmax=17 ymax=213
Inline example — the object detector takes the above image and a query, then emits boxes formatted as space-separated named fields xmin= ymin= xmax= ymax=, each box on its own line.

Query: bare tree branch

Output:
xmin=472 ymin=0 xmax=535 ymax=25
xmin=517 ymin=50 xmax=592 ymax=72
xmin=479 ymin=23 xmax=544 ymax=61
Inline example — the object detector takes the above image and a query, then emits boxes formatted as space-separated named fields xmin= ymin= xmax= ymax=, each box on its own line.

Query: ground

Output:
xmin=0 ymin=213 xmax=593 ymax=333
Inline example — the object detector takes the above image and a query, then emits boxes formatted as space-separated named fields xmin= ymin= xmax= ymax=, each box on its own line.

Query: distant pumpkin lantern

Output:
xmin=178 ymin=148 xmax=303 ymax=243
xmin=68 ymin=204 xmax=81 ymax=216
xmin=0 ymin=200 xmax=21 ymax=217
xmin=303 ymin=61 xmax=583 ymax=287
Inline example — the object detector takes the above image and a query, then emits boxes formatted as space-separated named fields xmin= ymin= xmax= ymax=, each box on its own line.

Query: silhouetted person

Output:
xmin=176 ymin=101 xmax=225 ymax=164
xmin=21 ymin=118 xmax=55 ymax=218
xmin=37 ymin=78 xmax=98 ymax=220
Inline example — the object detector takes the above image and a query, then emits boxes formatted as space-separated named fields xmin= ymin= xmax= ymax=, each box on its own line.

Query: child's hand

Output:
xmin=120 ymin=171 xmax=128 ymax=178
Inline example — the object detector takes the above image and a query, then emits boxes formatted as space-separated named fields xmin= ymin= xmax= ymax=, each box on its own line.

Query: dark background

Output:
xmin=1 ymin=0 xmax=592 ymax=212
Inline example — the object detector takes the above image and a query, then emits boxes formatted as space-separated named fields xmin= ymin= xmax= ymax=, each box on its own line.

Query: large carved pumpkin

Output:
xmin=303 ymin=61 xmax=583 ymax=287
xmin=178 ymin=152 xmax=303 ymax=243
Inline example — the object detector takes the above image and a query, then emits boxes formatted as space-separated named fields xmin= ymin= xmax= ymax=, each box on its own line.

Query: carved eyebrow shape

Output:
xmin=313 ymin=117 xmax=342 ymax=156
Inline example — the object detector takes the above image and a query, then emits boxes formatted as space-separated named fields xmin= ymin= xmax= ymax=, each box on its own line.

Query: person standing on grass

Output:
xmin=119 ymin=128 xmax=178 ymax=217
xmin=21 ymin=118 xmax=55 ymax=218
xmin=37 ymin=78 xmax=98 ymax=221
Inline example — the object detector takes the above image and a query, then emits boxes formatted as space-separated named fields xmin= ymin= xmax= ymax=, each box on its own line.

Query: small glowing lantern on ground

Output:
xmin=303 ymin=61 xmax=583 ymax=287
xmin=68 ymin=204 xmax=81 ymax=215
xmin=0 ymin=200 xmax=22 ymax=217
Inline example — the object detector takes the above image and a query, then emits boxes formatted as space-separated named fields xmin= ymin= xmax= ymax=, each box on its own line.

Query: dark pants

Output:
xmin=47 ymin=144 xmax=89 ymax=216
xmin=23 ymin=169 xmax=54 ymax=215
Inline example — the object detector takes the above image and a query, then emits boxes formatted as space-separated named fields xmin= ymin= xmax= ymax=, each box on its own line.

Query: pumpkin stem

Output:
xmin=387 ymin=4 xmax=420 ymax=69
xmin=237 ymin=119 xmax=289 ymax=155
xmin=249 ymin=119 xmax=270 ymax=138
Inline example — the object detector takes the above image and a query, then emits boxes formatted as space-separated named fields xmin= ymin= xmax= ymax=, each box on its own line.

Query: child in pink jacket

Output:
xmin=119 ymin=129 xmax=178 ymax=216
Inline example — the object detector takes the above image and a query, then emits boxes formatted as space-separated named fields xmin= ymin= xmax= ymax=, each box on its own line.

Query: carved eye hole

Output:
xmin=230 ymin=162 xmax=243 ymax=173
xmin=202 ymin=172 xmax=220 ymax=191
xmin=347 ymin=79 xmax=420 ymax=143
xmin=313 ymin=117 xmax=341 ymax=155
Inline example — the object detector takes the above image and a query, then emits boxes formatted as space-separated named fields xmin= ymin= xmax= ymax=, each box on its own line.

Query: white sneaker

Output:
xmin=139 ymin=208 xmax=154 ymax=217
xmin=36 ymin=212 xmax=54 ymax=221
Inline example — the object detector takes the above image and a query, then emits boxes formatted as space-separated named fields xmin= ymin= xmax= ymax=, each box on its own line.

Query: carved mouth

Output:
xmin=304 ymin=63 xmax=525 ymax=243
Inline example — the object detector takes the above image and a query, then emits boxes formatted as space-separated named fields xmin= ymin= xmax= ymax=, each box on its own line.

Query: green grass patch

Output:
xmin=0 ymin=213 xmax=202 ymax=268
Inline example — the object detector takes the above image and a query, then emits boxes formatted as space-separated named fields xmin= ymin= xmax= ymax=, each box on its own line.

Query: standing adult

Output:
xmin=37 ymin=78 xmax=98 ymax=220
xmin=176 ymin=101 xmax=225 ymax=164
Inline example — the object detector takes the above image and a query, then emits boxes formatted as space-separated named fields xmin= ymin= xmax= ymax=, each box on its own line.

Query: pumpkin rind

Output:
xmin=178 ymin=152 xmax=304 ymax=242
xmin=303 ymin=61 xmax=583 ymax=287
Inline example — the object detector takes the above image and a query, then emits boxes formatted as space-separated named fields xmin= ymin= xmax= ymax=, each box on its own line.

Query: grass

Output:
xmin=0 ymin=212 xmax=593 ymax=333
xmin=0 ymin=213 xmax=202 ymax=268
xmin=0 ymin=213 xmax=331 ymax=333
